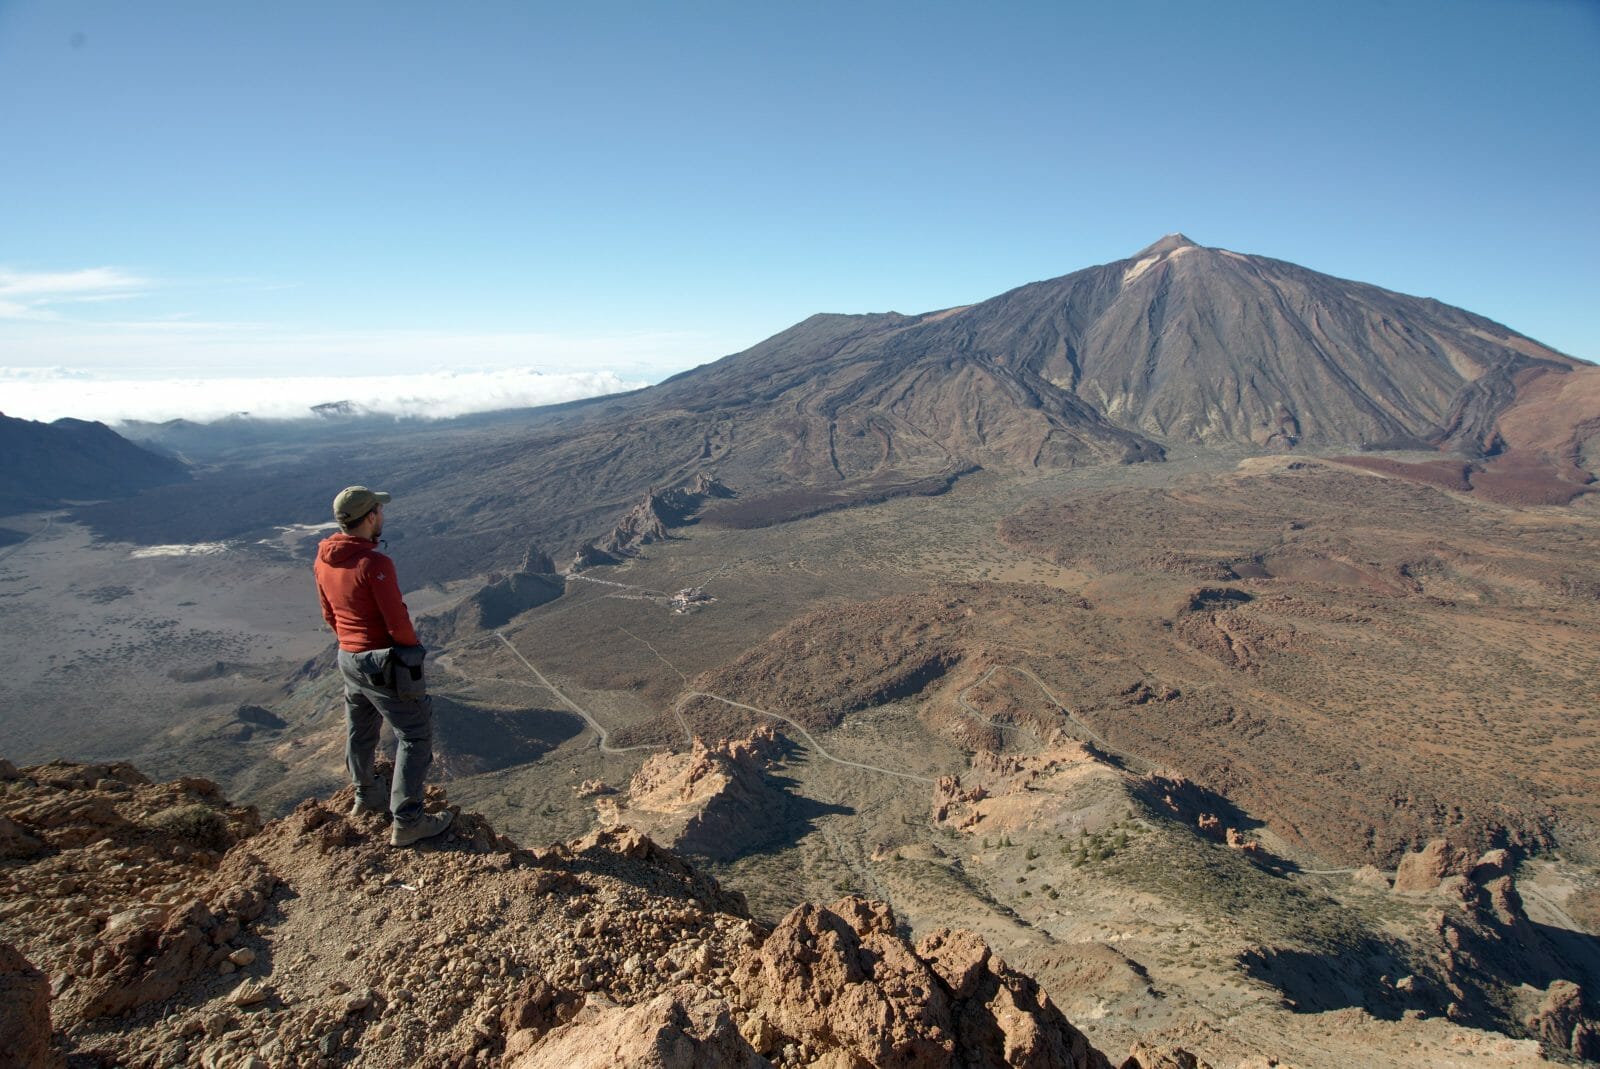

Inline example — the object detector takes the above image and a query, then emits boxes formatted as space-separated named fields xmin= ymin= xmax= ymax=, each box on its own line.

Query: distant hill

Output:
xmin=0 ymin=412 xmax=190 ymax=515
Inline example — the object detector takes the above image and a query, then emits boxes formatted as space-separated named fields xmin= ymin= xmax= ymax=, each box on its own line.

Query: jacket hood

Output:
xmin=318 ymin=532 xmax=377 ymax=566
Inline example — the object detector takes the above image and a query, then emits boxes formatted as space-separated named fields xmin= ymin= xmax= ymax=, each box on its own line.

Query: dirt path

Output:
xmin=0 ymin=514 xmax=53 ymax=565
xmin=961 ymin=664 xmax=1155 ymax=774
xmin=616 ymin=626 xmax=694 ymax=746
xmin=565 ymin=573 xmax=672 ymax=598
xmin=494 ymin=632 xmax=660 ymax=755
xmin=676 ymin=691 xmax=936 ymax=785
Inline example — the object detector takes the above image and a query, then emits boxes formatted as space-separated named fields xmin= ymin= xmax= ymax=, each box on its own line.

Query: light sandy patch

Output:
xmin=129 ymin=542 xmax=230 ymax=558
xmin=1122 ymin=255 xmax=1160 ymax=284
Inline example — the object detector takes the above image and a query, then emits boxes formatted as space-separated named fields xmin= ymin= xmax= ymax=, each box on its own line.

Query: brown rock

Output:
xmin=1469 ymin=848 xmax=1513 ymax=883
xmin=230 ymin=979 xmax=270 ymax=1007
xmin=7 ymin=795 xmax=129 ymax=846
xmin=733 ymin=898 xmax=1110 ymax=1069
xmin=0 ymin=942 xmax=62 ymax=1069
xmin=0 ymin=815 xmax=48 ymax=860
xmin=598 ymin=729 xmax=784 ymax=862
xmin=1392 ymin=839 xmax=1470 ymax=893
xmin=0 ymin=758 xmax=19 ymax=781
xmin=733 ymin=896 xmax=953 ymax=1068
xmin=1119 ymin=1045 xmax=1213 ymax=1069
xmin=1526 ymin=979 xmax=1599 ymax=1060
xmin=508 ymin=987 xmax=763 ymax=1068
xmin=1224 ymin=828 xmax=1259 ymax=853
xmin=916 ymin=927 xmax=991 ymax=1000
xmin=1351 ymin=865 xmax=1391 ymax=890
xmin=919 ymin=927 xmax=1111 ymax=1069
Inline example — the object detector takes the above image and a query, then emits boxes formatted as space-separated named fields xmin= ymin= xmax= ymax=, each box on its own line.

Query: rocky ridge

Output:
xmin=573 ymin=475 xmax=733 ymax=570
xmin=0 ymin=757 xmax=1149 ymax=1069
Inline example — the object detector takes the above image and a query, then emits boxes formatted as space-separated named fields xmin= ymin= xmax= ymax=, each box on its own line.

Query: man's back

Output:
xmin=314 ymin=532 xmax=419 ymax=652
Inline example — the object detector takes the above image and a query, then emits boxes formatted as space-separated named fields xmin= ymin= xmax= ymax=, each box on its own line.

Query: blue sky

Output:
xmin=1 ymin=1 xmax=1596 ymax=421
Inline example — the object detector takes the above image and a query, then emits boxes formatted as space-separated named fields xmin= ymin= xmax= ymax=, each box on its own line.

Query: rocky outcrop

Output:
xmin=1526 ymin=980 xmax=1599 ymax=1061
xmin=573 ymin=477 xmax=732 ymax=569
xmin=1118 ymin=1045 xmax=1212 ymax=1069
xmin=732 ymin=897 xmax=1110 ymax=1069
xmin=0 ymin=758 xmax=1118 ymax=1069
xmin=1392 ymin=839 xmax=1472 ymax=893
xmin=933 ymin=744 xmax=1127 ymax=838
xmin=0 ymin=942 xmax=61 ymax=1069
xmin=510 ymin=986 xmax=764 ymax=1069
xmin=596 ymin=728 xmax=785 ymax=861
xmin=418 ymin=544 xmax=564 ymax=643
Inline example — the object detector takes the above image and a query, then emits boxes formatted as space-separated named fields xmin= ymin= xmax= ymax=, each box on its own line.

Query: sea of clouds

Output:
xmin=0 ymin=366 xmax=650 ymax=426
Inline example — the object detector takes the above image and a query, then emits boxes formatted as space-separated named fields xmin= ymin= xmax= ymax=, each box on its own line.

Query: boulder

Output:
xmin=508 ymin=987 xmax=764 ymax=1069
xmin=1526 ymin=980 xmax=1599 ymax=1060
xmin=1469 ymin=848 xmax=1513 ymax=883
xmin=0 ymin=815 xmax=48 ymax=860
xmin=1351 ymin=865 xmax=1391 ymax=890
xmin=1392 ymin=839 xmax=1470 ymax=893
xmin=0 ymin=942 xmax=61 ymax=1069
xmin=1118 ymin=1045 xmax=1213 ymax=1069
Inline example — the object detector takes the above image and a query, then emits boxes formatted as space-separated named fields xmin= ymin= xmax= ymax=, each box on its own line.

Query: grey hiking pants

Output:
xmin=337 ymin=649 xmax=433 ymax=826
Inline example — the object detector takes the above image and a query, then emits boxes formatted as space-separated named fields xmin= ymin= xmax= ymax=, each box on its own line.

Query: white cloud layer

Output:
xmin=0 ymin=366 xmax=648 ymax=425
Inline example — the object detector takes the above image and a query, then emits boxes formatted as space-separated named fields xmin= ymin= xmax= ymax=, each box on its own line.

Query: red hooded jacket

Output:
xmin=313 ymin=533 xmax=420 ymax=652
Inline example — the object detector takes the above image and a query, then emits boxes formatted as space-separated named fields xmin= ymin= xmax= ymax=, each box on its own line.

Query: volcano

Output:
xmin=69 ymin=236 xmax=1591 ymax=580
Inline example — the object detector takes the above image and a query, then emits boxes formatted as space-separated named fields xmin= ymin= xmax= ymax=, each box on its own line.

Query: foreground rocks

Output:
xmin=1 ymin=941 xmax=62 ymax=1069
xmin=1 ymin=758 xmax=1118 ymax=1068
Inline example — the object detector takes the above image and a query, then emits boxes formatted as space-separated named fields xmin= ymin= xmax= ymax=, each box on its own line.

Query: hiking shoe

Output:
xmin=389 ymin=810 xmax=453 ymax=848
xmin=349 ymin=796 xmax=389 ymax=820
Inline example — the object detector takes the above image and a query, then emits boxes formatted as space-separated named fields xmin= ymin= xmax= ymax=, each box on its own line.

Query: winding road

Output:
xmin=957 ymin=664 xmax=1153 ymax=774
xmin=674 ymin=691 xmax=936 ymax=785
xmin=492 ymin=628 xmax=936 ymax=784
xmin=494 ymin=632 xmax=659 ymax=755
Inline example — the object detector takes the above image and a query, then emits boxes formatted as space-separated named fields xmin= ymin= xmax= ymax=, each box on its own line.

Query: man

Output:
xmin=313 ymin=485 xmax=453 ymax=847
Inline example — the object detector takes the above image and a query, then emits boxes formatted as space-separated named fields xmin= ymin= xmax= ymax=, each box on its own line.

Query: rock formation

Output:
xmin=596 ymin=728 xmax=785 ymax=862
xmin=1526 ymin=980 xmax=1599 ymax=1061
xmin=573 ymin=476 xmax=733 ymax=569
xmin=0 ymin=757 xmax=1121 ymax=1068
xmin=933 ymin=745 xmax=1130 ymax=839
xmin=1391 ymin=839 xmax=1472 ymax=893
xmin=0 ymin=941 xmax=62 ymax=1069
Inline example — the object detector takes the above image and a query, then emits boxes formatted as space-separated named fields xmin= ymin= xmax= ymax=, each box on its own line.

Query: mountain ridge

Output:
xmin=59 ymin=236 xmax=1595 ymax=588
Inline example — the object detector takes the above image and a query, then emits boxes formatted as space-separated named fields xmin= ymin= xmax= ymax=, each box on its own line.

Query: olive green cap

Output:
xmin=333 ymin=485 xmax=391 ymax=526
